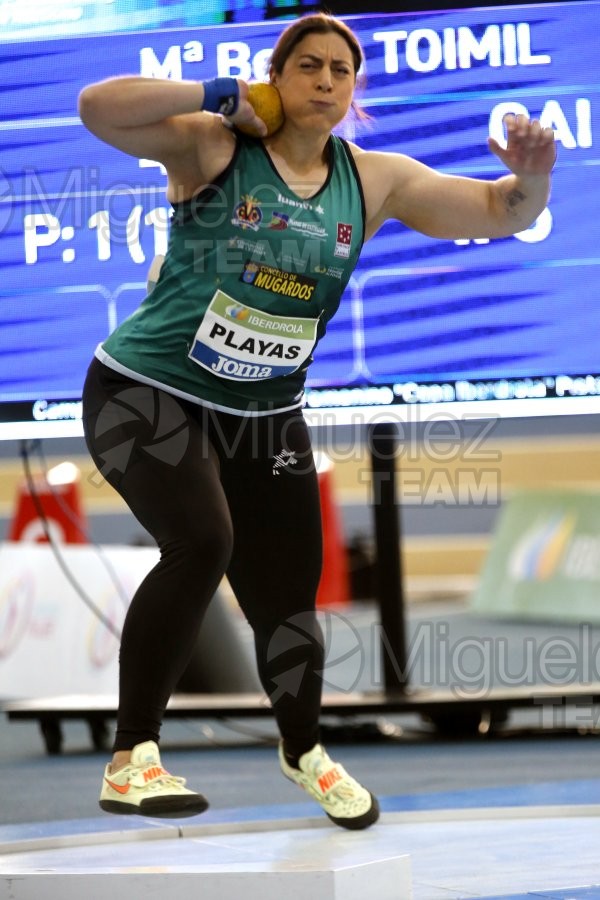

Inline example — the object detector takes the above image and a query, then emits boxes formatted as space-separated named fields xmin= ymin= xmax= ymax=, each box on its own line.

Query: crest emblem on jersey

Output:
xmin=334 ymin=222 xmax=353 ymax=258
xmin=241 ymin=263 xmax=259 ymax=284
xmin=232 ymin=195 xmax=263 ymax=231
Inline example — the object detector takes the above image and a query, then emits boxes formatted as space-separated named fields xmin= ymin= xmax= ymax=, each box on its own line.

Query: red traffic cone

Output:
xmin=9 ymin=462 xmax=87 ymax=544
xmin=315 ymin=453 xmax=350 ymax=608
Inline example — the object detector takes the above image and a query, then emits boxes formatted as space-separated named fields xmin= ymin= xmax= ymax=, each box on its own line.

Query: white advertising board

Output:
xmin=0 ymin=542 xmax=159 ymax=699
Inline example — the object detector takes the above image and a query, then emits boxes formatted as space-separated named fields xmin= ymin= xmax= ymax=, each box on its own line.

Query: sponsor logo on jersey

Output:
xmin=268 ymin=211 xmax=289 ymax=230
xmin=225 ymin=304 xmax=250 ymax=320
xmin=240 ymin=262 xmax=317 ymax=302
xmin=228 ymin=236 xmax=266 ymax=257
xmin=277 ymin=192 xmax=315 ymax=212
xmin=275 ymin=193 xmax=325 ymax=217
xmin=287 ymin=219 xmax=328 ymax=240
xmin=314 ymin=264 xmax=345 ymax=280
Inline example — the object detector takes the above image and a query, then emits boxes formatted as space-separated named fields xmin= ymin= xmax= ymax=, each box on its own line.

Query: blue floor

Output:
xmin=2 ymin=772 xmax=600 ymax=899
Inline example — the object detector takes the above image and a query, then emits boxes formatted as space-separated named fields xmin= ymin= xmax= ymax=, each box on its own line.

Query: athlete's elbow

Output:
xmin=78 ymin=84 xmax=105 ymax=129
xmin=78 ymin=79 xmax=124 ymax=130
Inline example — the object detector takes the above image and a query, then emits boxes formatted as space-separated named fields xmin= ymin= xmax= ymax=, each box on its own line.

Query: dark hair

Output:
xmin=269 ymin=13 xmax=364 ymax=77
xmin=269 ymin=13 xmax=371 ymax=122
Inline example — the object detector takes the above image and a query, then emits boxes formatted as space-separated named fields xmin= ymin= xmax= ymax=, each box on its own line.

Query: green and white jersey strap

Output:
xmin=188 ymin=290 xmax=319 ymax=382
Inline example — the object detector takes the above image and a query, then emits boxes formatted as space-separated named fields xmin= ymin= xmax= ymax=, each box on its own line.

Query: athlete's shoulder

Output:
xmin=344 ymin=140 xmax=366 ymax=158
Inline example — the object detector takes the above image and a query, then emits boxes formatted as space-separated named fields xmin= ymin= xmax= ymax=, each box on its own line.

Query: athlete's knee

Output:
xmin=193 ymin=519 xmax=233 ymax=570
xmin=256 ymin=610 xmax=325 ymax=666
xmin=163 ymin=515 xmax=233 ymax=574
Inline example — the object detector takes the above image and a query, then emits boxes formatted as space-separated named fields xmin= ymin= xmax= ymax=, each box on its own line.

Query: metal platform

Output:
xmin=5 ymin=682 xmax=600 ymax=753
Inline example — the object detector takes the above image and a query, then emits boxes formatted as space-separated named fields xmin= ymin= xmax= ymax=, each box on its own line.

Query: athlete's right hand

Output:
xmin=225 ymin=80 xmax=268 ymax=137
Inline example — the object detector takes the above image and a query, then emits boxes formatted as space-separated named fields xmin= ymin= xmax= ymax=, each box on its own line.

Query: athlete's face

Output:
xmin=271 ymin=32 xmax=356 ymax=132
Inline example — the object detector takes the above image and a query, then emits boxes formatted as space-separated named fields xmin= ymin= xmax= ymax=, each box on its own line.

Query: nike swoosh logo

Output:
xmin=104 ymin=777 xmax=130 ymax=795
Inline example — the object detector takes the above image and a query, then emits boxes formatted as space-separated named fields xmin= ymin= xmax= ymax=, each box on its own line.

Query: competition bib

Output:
xmin=188 ymin=290 xmax=319 ymax=382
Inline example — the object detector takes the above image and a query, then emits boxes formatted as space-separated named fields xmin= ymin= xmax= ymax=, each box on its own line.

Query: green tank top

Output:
xmin=98 ymin=133 xmax=365 ymax=414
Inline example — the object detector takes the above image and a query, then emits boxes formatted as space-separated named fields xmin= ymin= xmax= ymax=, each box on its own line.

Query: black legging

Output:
xmin=82 ymin=358 xmax=324 ymax=756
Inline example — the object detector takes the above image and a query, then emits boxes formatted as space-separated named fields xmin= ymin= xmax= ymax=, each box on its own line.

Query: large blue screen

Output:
xmin=0 ymin=0 xmax=598 ymax=434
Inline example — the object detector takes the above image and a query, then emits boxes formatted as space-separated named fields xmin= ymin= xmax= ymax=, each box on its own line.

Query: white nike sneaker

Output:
xmin=99 ymin=740 xmax=209 ymax=818
xmin=279 ymin=742 xmax=379 ymax=830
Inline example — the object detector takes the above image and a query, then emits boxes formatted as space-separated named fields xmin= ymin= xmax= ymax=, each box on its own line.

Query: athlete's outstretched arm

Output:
xmin=356 ymin=113 xmax=556 ymax=241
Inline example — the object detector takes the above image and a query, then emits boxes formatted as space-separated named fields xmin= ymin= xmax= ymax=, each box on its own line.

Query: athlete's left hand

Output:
xmin=488 ymin=113 xmax=556 ymax=177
